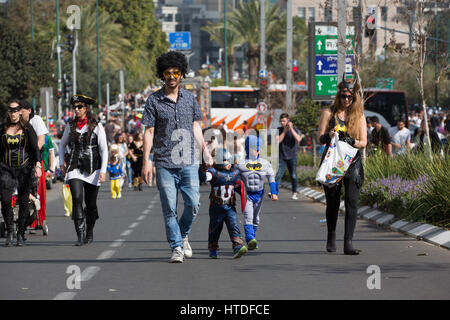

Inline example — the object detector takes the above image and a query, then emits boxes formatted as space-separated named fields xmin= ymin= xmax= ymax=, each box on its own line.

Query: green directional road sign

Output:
xmin=308 ymin=22 xmax=356 ymax=100
xmin=376 ymin=77 xmax=395 ymax=89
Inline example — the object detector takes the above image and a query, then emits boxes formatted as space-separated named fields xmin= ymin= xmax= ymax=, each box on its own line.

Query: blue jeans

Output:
xmin=156 ymin=165 xmax=200 ymax=250
xmin=275 ymin=157 xmax=298 ymax=193
xmin=126 ymin=159 xmax=133 ymax=185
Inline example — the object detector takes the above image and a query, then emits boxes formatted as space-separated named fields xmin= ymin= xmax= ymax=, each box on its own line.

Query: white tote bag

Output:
xmin=316 ymin=133 xmax=359 ymax=186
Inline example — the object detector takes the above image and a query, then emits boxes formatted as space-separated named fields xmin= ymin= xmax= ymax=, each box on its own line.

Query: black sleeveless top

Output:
xmin=0 ymin=125 xmax=41 ymax=169
xmin=320 ymin=116 xmax=364 ymax=188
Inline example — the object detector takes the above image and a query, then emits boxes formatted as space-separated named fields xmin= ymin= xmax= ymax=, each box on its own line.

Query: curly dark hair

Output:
xmin=156 ymin=51 xmax=188 ymax=80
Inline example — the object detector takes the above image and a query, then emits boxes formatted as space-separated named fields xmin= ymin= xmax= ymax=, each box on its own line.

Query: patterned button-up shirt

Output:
xmin=142 ymin=87 xmax=203 ymax=168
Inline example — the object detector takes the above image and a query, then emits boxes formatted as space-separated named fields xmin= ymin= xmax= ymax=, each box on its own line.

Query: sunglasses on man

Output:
xmin=163 ymin=70 xmax=181 ymax=79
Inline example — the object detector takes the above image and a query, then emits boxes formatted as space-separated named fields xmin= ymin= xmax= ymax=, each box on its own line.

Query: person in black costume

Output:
xmin=0 ymin=100 xmax=42 ymax=246
xmin=318 ymin=76 xmax=367 ymax=255
xmin=59 ymin=94 xmax=108 ymax=246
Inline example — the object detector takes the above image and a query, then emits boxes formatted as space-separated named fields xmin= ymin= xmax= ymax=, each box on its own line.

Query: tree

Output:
xmin=201 ymin=22 xmax=244 ymax=83
xmin=0 ymin=20 xmax=53 ymax=116
xmin=228 ymin=0 xmax=282 ymax=83
xmin=388 ymin=0 xmax=449 ymax=160
xmin=99 ymin=0 xmax=169 ymax=89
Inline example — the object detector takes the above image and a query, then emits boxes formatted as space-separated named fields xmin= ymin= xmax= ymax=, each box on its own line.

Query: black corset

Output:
xmin=1 ymin=133 xmax=30 ymax=168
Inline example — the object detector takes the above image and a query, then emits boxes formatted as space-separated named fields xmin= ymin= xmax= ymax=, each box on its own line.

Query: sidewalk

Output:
xmin=280 ymin=182 xmax=450 ymax=251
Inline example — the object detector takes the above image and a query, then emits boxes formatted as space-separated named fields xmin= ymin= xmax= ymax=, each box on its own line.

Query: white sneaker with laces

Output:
xmin=170 ymin=246 xmax=184 ymax=263
xmin=291 ymin=193 xmax=298 ymax=200
xmin=182 ymin=237 xmax=192 ymax=258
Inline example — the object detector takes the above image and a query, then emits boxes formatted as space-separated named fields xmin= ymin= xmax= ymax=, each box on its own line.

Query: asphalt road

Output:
xmin=1 ymin=181 xmax=449 ymax=301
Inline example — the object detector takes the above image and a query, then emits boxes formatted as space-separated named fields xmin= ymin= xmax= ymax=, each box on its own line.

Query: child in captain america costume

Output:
xmin=237 ymin=135 xmax=278 ymax=250
xmin=204 ymin=148 xmax=248 ymax=259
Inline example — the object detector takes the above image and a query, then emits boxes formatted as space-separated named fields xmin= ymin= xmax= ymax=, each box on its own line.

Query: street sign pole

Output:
xmin=286 ymin=0 xmax=293 ymax=114
xmin=337 ymin=0 xmax=346 ymax=84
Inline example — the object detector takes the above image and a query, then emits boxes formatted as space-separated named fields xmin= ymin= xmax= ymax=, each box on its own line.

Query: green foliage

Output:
xmin=0 ymin=20 xmax=53 ymax=115
xmin=290 ymin=99 xmax=322 ymax=134
xmin=99 ymin=0 xmax=169 ymax=89
xmin=361 ymin=152 xmax=450 ymax=228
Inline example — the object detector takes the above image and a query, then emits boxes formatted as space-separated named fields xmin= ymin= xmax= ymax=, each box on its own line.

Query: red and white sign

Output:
xmin=257 ymin=102 xmax=267 ymax=113
xmin=257 ymin=115 xmax=265 ymax=124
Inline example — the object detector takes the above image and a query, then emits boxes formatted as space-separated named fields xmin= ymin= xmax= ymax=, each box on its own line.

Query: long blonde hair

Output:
xmin=331 ymin=79 xmax=364 ymax=140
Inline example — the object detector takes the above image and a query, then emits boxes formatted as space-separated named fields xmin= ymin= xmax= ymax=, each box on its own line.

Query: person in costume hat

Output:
xmin=318 ymin=74 xmax=367 ymax=255
xmin=59 ymin=94 xmax=108 ymax=246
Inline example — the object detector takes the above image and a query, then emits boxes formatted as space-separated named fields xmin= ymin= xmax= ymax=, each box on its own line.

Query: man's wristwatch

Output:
xmin=47 ymin=169 xmax=54 ymax=173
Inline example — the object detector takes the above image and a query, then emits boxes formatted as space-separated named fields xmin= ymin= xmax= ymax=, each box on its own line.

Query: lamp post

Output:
xmin=56 ymin=0 xmax=63 ymax=119
xmin=30 ymin=0 xmax=36 ymax=111
xmin=96 ymin=0 xmax=102 ymax=105
xmin=224 ymin=0 xmax=228 ymax=86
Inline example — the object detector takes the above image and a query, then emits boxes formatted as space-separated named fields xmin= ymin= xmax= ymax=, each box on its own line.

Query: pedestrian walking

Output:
xmin=59 ymin=94 xmax=108 ymax=246
xmin=236 ymin=135 xmax=278 ymax=251
xmin=318 ymin=77 xmax=367 ymax=255
xmin=128 ymin=132 xmax=144 ymax=191
xmin=20 ymin=100 xmax=49 ymax=233
xmin=0 ymin=100 xmax=42 ymax=246
xmin=275 ymin=113 xmax=302 ymax=200
xmin=370 ymin=116 xmax=392 ymax=156
xmin=389 ymin=120 xmax=411 ymax=156
xmin=141 ymin=51 xmax=213 ymax=263
xmin=107 ymin=149 xmax=123 ymax=199
xmin=204 ymin=148 xmax=248 ymax=259
xmin=126 ymin=133 xmax=135 ymax=188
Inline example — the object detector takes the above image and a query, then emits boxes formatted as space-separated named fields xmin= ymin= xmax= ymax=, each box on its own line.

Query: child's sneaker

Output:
xmin=209 ymin=250 xmax=218 ymax=259
xmin=117 ymin=193 xmax=122 ymax=199
xmin=247 ymin=238 xmax=258 ymax=250
xmin=232 ymin=245 xmax=248 ymax=259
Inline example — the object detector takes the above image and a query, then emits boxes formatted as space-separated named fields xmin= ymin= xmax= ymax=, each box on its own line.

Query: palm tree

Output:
xmin=228 ymin=0 xmax=282 ymax=83
xmin=201 ymin=22 xmax=244 ymax=83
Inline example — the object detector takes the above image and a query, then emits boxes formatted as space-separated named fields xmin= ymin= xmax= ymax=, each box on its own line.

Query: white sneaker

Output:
xmin=182 ymin=237 xmax=192 ymax=258
xmin=170 ymin=246 xmax=184 ymax=263
xmin=117 ymin=193 xmax=122 ymax=199
xmin=291 ymin=193 xmax=298 ymax=200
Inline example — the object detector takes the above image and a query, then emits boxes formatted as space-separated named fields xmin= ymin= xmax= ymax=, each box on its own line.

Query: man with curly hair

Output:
xmin=142 ymin=51 xmax=213 ymax=263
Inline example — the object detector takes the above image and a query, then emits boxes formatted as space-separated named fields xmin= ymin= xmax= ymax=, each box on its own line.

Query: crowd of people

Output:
xmin=1 ymin=49 xmax=448 ymax=264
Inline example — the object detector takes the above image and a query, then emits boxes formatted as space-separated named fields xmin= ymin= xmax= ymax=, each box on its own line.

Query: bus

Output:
xmin=210 ymin=86 xmax=409 ymax=132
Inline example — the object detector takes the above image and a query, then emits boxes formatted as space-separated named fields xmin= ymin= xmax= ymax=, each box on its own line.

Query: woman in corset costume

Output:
xmin=318 ymin=76 xmax=367 ymax=255
xmin=59 ymin=95 xmax=108 ymax=246
xmin=0 ymin=100 xmax=42 ymax=246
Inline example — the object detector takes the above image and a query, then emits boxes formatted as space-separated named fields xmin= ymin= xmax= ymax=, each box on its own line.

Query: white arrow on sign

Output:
xmin=317 ymin=40 xmax=322 ymax=50
xmin=317 ymin=60 xmax=323 ymax=71
xmin=317 ymin=81 xmax=323 ymax=91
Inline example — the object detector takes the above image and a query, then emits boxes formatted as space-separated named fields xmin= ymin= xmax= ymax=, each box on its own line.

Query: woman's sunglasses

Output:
xmin=74 ymin=104 xmax=86 ymax=110
xmin=163 ymin=70 xmax=181 ymax=79
xmin=340 ymin=94 xmax=354 ymax=101
xmin=8 ymin=106 xmax=22 ymax=113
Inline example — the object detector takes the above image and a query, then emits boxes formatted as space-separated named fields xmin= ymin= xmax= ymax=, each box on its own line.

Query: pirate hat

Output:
xmin=70 ymin=94 xmax=96 ymax=106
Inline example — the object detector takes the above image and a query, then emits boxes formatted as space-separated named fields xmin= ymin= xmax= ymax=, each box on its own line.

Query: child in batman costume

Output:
xmin=236 ymin=135 xmax=278 ymax=250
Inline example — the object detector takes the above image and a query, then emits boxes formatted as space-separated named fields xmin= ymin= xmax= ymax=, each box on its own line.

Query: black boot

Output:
xmin=326 ymin=232 xmax=337 ymax=252
xmin=85 ymin=219 xmax=96 ymax=244
xmin=5 ymin=232 xmax=14 ymax=247
xmin=344 ymin=238 xmax=360 ymax=255
xmin=16 ymin=232 xmax=25 ymax=246
xmin=74 ymin=219 xmax=86 ymax=246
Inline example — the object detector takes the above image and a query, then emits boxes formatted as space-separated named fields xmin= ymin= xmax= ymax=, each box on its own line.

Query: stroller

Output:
xmin=0 ymin=188 xmax=48 ymax=238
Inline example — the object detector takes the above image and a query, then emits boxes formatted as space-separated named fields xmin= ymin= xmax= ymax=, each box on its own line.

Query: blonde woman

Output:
xmin=318 ymin=77 xmax=367 ymax=255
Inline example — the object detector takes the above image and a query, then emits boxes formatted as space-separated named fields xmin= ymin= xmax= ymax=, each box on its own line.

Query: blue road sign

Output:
xmin=259 ymin=69 xmax=268 ymax=78
xmin=315 ymin=55 xmax=354 ymax=75
xmin=169 ymin=32 xmax=191 ymax=50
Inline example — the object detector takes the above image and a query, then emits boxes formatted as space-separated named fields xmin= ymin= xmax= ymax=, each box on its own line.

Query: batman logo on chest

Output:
xmin=246 ymin=162 xmax=263 ymax=171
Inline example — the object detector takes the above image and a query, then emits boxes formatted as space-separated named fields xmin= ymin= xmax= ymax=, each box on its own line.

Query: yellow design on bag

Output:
xmin=7 ymin=137 xmax=19 ymax=144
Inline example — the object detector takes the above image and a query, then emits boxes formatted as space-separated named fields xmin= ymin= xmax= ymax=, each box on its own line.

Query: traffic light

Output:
xmin=63 ymin=75 xmax=73 ymax=102
xmin=292 ymin=66 xmax=298 ymax=73
xmin=365 ymin=14 xmax=376 ymax=38
xmin=65 ymin=34 xmax=75 ymax=53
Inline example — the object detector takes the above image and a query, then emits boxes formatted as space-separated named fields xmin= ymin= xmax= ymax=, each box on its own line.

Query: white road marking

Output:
xmin=142 ymin=209 xmax=150 ymax=214
xmin=137 ymin=215 xmax=146 ymax=221
xmin=81 ymin=266 xmax=101 ymax=282
xmin=110 ymin=239 xmax=125 ymax=248
xmin=96 ymin=250 xmax=115 ymax=260
xmin=128 ymin=222 xmax=139 ymax=229
xmin=120 ymin=229 xmax=133 ymax=236
xmin=53 ymin=292 xmax=77 ymax=300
